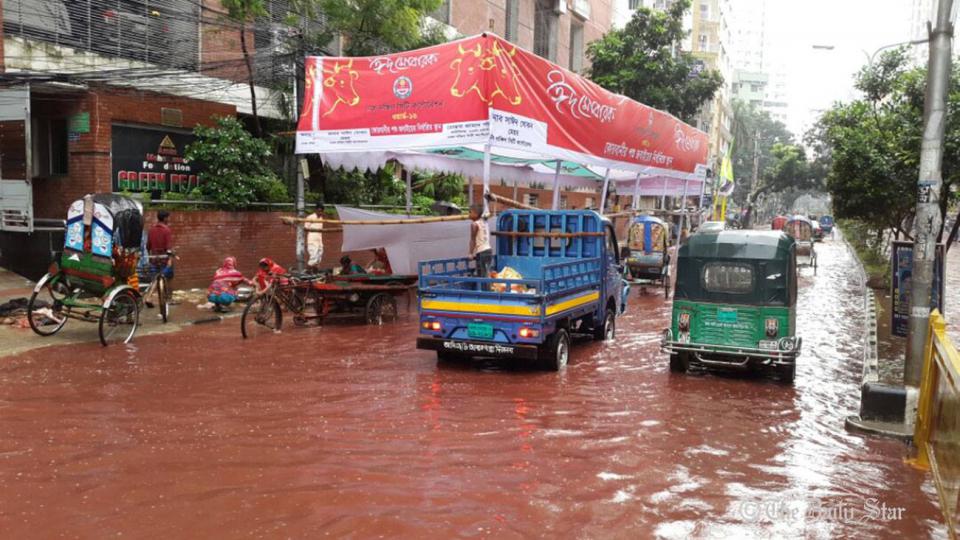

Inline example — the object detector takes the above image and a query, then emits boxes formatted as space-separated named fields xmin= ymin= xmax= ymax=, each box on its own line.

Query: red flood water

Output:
xmin=0 ymin=240 xmax=947 ymax=537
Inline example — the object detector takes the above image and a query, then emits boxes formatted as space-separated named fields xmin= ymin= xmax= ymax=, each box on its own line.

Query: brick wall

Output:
xmin=31 ymin=87 xmax=235 ymax=219
xmin=151 ymin=210 xmax=375 ymax=289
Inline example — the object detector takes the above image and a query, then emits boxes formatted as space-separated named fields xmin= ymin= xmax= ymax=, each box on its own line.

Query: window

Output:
xmin=534 ymin=0 xmax=558 ymax=61
xmin=429 ymin=0 xmax=451 ymax=24
xmin=31 ymin=118 xmax=68 ymax=177
xmin=703 ymin=263 xmax=754 ymax=294
xmin=525 ymin=193 xmax=540 ymax=207
xmin=505 ymin=0 xmax=519 ymax=41
xmin=629 ymin=0 xmax=641 ymax=8
xmin=569 ymin=21 xmax=584 ymax=72
xmin=700 ymin=3 xmax=709 ymax=19
xmin=698 ymin=34 xmax=708 ymax=50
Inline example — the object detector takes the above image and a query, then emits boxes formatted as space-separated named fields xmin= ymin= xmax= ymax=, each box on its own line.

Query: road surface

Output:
xmin=0 ymin=239 xmax=945 ymax=537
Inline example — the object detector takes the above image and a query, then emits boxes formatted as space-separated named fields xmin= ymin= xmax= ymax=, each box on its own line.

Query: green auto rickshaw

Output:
xmin=660 ymin=230 xmax=802 ymax=383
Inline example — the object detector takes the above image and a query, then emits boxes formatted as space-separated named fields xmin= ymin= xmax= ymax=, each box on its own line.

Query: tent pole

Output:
xmin=404 ymin=168 xmax=412 ymax=214
xmin=632 ymin=173 xmax=641 ymax=210
xmin=680 ymin=177 xmax=690 ymax=236
xmin=660 ymin=176 xmax=668 ymax=211
xmin=551 ymin=160 xmax=562 ymax=210
xmin=598 ymin=168 xmax=611 ymax=213
xmin=482 ymin=143 xmax=492 ymax=214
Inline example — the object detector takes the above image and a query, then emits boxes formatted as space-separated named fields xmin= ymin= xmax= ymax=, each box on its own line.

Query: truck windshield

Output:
xmin=702 ymin=263 xmax=754 ymax=294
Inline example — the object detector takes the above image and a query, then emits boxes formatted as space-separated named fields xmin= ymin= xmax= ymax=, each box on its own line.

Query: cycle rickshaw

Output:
xmin=27 ymin=194 xmax=167 ymax=345
xmin=621 ymin=214 xmax=671 ymax=297
xmin=784 ymin=215 xmax=817 ymax=274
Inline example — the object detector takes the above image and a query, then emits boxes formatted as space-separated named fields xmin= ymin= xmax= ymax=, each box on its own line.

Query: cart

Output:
xmin=241 ymin=272 xmax=416 ymax=338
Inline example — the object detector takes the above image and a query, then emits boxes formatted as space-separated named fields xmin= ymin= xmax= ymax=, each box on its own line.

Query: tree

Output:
xmin=586 ymin=0 xmax=723 ymax=122
xmin=814 ymin=48 xmax=960 ymax=239
xmin=301 ymin=0 xmax=445 ymax=57
xmin=186 ymin=116 xmax=289 ymax=208
xmin=729 ymin=100 xmax=797 ymax=206
xmin=221 ymin=0 xmax=268 ymax=137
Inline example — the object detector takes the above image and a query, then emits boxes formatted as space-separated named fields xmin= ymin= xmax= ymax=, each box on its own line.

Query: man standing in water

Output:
xmin=305 ymin=203 xmax=324 ymax=272
xmin=469 ymin=204 xmax=492 ymax=277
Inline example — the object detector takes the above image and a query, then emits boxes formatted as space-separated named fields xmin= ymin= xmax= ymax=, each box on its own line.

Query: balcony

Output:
xmin=572 ymin=0 xmax=591 ymax=20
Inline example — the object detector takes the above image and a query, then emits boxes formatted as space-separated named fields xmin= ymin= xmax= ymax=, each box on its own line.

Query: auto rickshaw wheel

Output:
xmin=542 ymin=329 xmax=570 ymax=371
xmin=27 ymin=274 xmax=69 ymax=337
xmin=778 ymin=364 xmax=796 ymax=384
xmin=99 ymin=289 xmax=140 ymax=346
xmin=669 ymin=352 xmax=689 ymax=373
xmin=593 ymin=308 xmax=616 ymax=341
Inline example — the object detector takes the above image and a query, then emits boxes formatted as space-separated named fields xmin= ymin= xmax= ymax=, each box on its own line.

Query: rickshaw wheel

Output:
xmin=156 ymin=275 xmax=169 ymax=323
xmin=27 ymin=274 xmax=69 ymax=337
xmin=669 ymin=353 xmax=689 ymax=373
xmin=241 ymin=295 xmax=282 ymax=339
xmin=99 ymin=289 xmax=140 ymax=346
xmin=365 ymin=293 xmax=398 ymax=325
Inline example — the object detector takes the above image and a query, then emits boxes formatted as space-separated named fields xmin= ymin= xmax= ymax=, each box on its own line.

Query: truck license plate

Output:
xmin=759 ymin=340 xmax=778 ymax=350
xmin=468 ymin=322 xmax=494 ymax=339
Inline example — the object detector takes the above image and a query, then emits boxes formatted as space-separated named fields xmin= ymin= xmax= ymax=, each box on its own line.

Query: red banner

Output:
xmin=297 ymin=35 xmax=709 ymax=175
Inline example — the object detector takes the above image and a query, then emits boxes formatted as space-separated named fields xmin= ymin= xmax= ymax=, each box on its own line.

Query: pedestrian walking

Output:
xmin=305 ymin=203 xmax=325 ymax=271
xmin=469 ymin=204 xmax=492 ymax=278
xmin=146 ymin=210 xmax=175 ymax=281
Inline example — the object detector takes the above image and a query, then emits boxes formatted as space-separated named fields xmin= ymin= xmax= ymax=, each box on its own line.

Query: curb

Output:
xmin=841 ymin=228 xmax=911 ymax=431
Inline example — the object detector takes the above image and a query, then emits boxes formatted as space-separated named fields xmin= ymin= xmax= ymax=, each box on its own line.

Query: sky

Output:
xmin=760 ymin=0 xmax=924 ymax=138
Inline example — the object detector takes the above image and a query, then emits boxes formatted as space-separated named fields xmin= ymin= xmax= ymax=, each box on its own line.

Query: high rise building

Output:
xmin=726 ymin=0 xmax=789 ymax=125
xmin=690 ymin=0 xmax=734 ymax=169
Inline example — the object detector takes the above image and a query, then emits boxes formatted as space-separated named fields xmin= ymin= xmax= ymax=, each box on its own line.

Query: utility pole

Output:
xmin=906 ymin=0 xmax=954 ymax=386
xmin=293 ymin=36 xmax=306 ymax=272
xmin=747 ymin=130 xmax=760 ymax=227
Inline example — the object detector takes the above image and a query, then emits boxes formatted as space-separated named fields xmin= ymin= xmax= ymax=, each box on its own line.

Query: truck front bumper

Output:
xmin=660 ymin=330 xmax=801 ymax=368
xmin=417 ymin=337 xmax=540 ymax=360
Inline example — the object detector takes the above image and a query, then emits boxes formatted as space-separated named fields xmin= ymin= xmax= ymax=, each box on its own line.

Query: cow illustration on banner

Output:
xmin=321 ymin=59 xmax=361 ymax=117
xmin=450 ymin=40 xmax=523 ymax=106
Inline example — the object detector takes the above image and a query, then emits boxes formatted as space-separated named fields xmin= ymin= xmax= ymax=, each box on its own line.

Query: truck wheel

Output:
xmin=593 ymin=308 xmax=616 ymax=341
xmin=669 ymin=352 xmax=689 ymax=373
xmin=543 ymin=329 xmax=570 ymax=371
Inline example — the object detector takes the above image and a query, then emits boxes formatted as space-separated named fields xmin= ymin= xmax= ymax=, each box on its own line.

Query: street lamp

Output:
xmin=811 ymin=38 xmax=930 ymax=67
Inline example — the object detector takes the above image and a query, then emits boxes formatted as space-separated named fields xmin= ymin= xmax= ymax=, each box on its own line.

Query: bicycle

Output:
xmin=241 ymin=272 xmax=323 ymax=339
xmin=138 ymin=251 xmax=175 ymax=323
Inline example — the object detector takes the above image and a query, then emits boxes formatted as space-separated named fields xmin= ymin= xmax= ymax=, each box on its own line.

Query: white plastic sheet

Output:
xmin=336 ymin=206 xmax=491 ymax=275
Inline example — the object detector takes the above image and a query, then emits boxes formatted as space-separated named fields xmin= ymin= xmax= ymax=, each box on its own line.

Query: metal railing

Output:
xmin=913 ymin=309 xmax=960 ymax=539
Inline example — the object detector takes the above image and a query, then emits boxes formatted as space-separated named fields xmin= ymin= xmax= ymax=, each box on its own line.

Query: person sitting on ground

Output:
xmin=366 ymin=248 xmax=392 ymax=275
xmin=207 ymin=257 xmax=253 ymax=313
xmin=339 ymin=255 xmax=366 ymax=275
xmin=255 ymin=257 xmax=288 ymax=293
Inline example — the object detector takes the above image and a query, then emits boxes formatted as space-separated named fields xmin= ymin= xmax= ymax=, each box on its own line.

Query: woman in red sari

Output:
xmin=207 ymin=257 xmax=253 ymax=312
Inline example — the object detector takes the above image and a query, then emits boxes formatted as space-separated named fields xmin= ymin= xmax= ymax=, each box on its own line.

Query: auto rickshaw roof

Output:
xmin=681 ymin=230 xmax=795 ymax=261
xmin=84 ymin=194 xmax=143 ymax=217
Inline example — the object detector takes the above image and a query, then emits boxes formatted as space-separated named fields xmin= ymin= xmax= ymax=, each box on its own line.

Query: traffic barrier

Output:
xmin=913 ymin=309 xmax=960 ymax=538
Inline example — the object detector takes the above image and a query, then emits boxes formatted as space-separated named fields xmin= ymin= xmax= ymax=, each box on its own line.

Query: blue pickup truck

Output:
xmin=416 ymin=210 xmax=626 ymax=370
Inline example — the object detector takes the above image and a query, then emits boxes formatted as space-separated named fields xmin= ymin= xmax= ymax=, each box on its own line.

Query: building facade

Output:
xmin=689 ymin=0 xmax=733 ymax=170
xmin=432 ymin=0 xmax=614 ymax=73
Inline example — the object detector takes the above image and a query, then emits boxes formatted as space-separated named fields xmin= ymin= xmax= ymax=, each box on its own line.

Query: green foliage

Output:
xmin=304 ymin=0 xmax=444 ymax=56
xmin=586 ymin=0 xmax=723 ymax=122
xmin=323 ymin=164 xmax=404 ymax=207
xmin=220 ymin=0 xmax=268 ymax=21
xmin=185 ymin=116 xmax=290 ymax=209
xmin=839 ymin=218 xmax=890 ymax=284
xmin=414 ymin=172 xmax=466 ymax=206
xmin=812 ymin=48 xmax=960 ymax=238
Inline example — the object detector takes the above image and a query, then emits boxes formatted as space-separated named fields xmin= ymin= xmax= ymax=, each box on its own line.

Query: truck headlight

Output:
xmin=778 ymin=337 xmax=798 ymax=351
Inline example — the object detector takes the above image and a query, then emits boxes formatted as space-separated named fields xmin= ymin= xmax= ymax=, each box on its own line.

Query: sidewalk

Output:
xmin=0 ymin=269 xmax=236 ymax=359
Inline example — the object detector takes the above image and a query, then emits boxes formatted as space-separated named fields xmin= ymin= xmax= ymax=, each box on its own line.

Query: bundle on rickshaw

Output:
xmin=783 ymin=215 xmax=818 ymax=273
